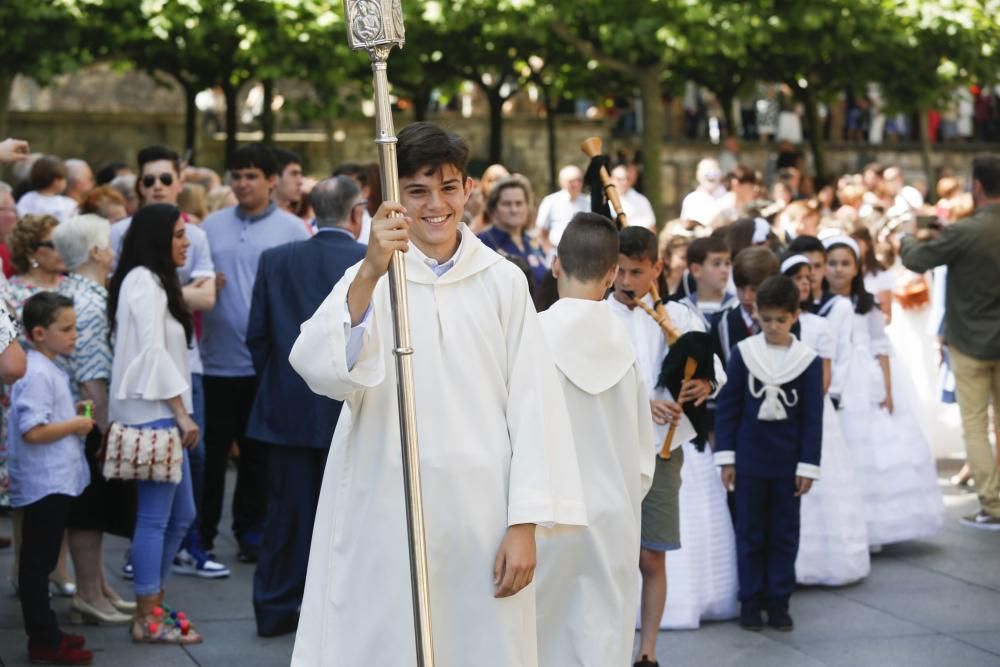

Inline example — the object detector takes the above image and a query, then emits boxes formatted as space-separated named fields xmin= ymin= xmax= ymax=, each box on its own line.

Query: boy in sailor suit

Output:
xmin=713 ymin=275 xmax=823 ymax=632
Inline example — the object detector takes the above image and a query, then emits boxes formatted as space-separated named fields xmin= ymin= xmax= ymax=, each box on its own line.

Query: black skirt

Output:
xmin=67 ymin=427 xmax=136 ymax=538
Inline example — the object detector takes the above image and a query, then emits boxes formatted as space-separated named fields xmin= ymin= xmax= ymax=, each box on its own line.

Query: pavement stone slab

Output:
xmin=794 ymin=634 xmax=1000 ymax=667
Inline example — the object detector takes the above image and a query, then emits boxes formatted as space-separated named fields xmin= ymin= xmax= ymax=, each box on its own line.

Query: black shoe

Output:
xmin=633 ymin=656 xmax=659 ymax=667
xmin=237 ymin=541 xmax=260 ymax=563
xmin=766 ymin=607 xmax=794 ymax=631
xmin=739 ymin=604 xmax=764 ymax=631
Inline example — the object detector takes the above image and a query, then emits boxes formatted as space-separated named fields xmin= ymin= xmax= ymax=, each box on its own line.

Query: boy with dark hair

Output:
xmin=787 ymin=235 xmax=827 ymax=308
xmin=200 ymin=145 xmax=310 ymax=563
xmin=271 ymin=148 xmax=305 ymax=218
xmin=712 ymin=246 xmax=781 ymax=365
xmin=288 ymin=122 xmax=585 ymax=666
xmin=535 ymin=212 xmax=655 ymax=666
xmin=10 ymin=293 xmax=95 ymax=665
xmin=714 ymin=274 xmax=823 ymax=631
xmin=679 ymin=236 xmax=735 ymax=328
xmin=607 ymin=225 xmax=718 ymax=666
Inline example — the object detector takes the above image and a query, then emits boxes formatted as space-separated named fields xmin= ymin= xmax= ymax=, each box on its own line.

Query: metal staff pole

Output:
xmin=342 ymin=1 xmax=434 ymax=665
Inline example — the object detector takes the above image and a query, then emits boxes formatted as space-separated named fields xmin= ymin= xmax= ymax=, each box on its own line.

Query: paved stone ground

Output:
xmin=1 ymin=466 xmax=999 ymax=667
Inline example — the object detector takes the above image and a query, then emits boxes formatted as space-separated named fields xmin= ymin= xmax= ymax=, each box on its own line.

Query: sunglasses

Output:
xmin=142 ymin=173 xmax=175 ymax=188
xmin=34 ymin=240 xmax=56 ymax=251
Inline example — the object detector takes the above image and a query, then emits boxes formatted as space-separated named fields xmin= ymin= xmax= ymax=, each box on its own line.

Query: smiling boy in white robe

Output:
xmin=288 ymin=123 xmax=586 ymax=667
xmin=535 ymin=213 xmax=655 ymax=667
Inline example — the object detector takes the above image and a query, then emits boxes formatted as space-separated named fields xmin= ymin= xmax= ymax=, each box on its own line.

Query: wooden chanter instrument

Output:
xmin=581 ymin=136 xmax=629 ymax=229
xmin=631 ymin=282 xmax=699 ymax=459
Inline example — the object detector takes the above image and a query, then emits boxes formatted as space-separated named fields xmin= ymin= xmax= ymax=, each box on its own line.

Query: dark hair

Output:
xmin=619 ymin=226 xmax=658 ymax=263
xmin=823 ymin=242 xmax=876 ymax=314
xmin=849 ymin=227 xmax=885 ymax=277
xmin=787 ymin=235 xmax=825 ymax=255
xmin=228 ymin=144 xmax=279 ymax=177
xmin=108 ymin=204 xmax=193 ymax=345
xmin=332 ymin=163 xmax=369 ymax=186
xmin=23 ymin=292 xmax=74 ymax=340
xmin=272 ymin=148 xmax=302 ymax=173
xmin=137 ymin=145 xmax=181 ymax=176
xmin=686 ymin=236 xmax=729 ymax=266
xmin=756 ymin=275 xmax=800 ymax=313
xmin=557 ymin=212 xmax=619 ymax=281
xmin=96 ymin=162 xmax=128 ymax=186
xmin=972 ymin=156 xmax=1000 ymax=198
xmin=726 ymin=218 xmax=757 ymax=258
xmin=729 ymin=165 xmax=758 ymax=185
xmin=733 ymin=246 xmax=779 ymax=288
xmin=28 ymin=156 xmax=67 ymax=192
xmin=397 ymin=122 xmax=470 ymax=180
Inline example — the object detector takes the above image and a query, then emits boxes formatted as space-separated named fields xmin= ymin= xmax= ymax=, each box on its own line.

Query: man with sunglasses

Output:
xmin=109 ymin=145 xmax=230 ymax=580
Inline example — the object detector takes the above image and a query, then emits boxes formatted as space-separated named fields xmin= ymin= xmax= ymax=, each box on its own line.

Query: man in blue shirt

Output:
xmin=200 ymin=144 xmax=311 ymax=562
xmin=246 ymin=176 xmax=367 ymax=636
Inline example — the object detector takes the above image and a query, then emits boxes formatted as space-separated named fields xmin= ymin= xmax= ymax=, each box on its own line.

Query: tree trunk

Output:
xmin=412 ymin=86 xmax=431 ymax=122
xmin=261 ymin=79 xmax=275 ymax=145
xmin=918 ymin=110 xmax=936 ymax=202
xmin=0 ymin=72 xmax=14 ymax=142
xmin=542 ymin=86 xmax=558 ymax=193
xmin=801 ymin=85 xmax=826 ymax=185
xmin=637 ymin=67 xmax=664 ymax=228
xmin=719 ymin=91 xmax=736 ymax=138
xmin=183 ymin=82 xmax=199 ymax=165
xmin=222 ymin=82 xmax=239 ymax=164
xmin=483 ymin=85 xmax=504 ymax=165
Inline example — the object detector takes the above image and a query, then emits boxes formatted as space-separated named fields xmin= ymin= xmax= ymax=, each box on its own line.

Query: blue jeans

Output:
xmin=133 ymin=439 xmax=196 ymax=597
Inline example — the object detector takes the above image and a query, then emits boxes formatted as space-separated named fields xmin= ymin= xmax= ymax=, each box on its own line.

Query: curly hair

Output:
xmin=9 ymin=214 xmax=59 ymax=274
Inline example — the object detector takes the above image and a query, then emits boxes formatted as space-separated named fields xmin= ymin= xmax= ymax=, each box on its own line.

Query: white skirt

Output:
xmin=658 ymin=441 xmax=739 ymax=629
xmin=838 ymin=356 xmax=944 ymax=546
xmin=796 ymin=396 xmax=871 ymax=586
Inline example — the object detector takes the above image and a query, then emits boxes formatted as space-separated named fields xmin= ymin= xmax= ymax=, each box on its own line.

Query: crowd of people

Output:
xmin=0 ymin=126 xmax=996 ymax=667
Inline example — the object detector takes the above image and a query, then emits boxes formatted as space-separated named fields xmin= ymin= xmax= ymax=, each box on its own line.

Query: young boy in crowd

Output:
xmin=8 ymin=293 xmax=95 ymax=665
xmin=786 ymin=235 xmax=828 ymax=309
xmin=607 ymin=226 xmax=716 ymax=667
xmin=711 ymin=246 xmax=781 ymax=366
xmin=713 ymin=275 xmax=823 ymax=632
xmin=535 ymin=212 xmax=655 ymax=667
xmin=677 ymin=236 xmax=735 ymax=329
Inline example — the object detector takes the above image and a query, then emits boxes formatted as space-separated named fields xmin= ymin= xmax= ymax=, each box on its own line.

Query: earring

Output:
xmin=30 ymin=259 xmax=39 ymax=269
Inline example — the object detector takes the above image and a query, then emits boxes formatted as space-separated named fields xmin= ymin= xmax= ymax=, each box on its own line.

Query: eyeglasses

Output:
xmin=34 ymin=240 xmax=55 ymax=250
xmin=141 ymin=173 xmax=175 ymax=188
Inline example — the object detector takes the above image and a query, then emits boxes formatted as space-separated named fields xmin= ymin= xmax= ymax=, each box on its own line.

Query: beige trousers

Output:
xmin=950 ymin=346 xmax=1000 ymax=517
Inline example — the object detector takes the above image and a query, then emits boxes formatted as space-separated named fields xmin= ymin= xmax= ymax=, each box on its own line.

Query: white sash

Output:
xmin=738 ymin=334 xmax=817 ymax=421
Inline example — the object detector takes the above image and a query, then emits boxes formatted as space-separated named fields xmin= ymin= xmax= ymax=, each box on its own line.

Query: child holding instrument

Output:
xmin=714 ymin=275 xmax=824 ymax=632
xmin=535 ymin=212 xmax=655 ymax=667
xmin=606 ymin=227 xmax=722 ymax=664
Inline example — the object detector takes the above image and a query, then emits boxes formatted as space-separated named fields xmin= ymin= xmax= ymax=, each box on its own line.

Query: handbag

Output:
xmin=101 ymin=422 xmax=184 ymax=483
xmin=893 ymin=274 xmax=930 ymax=310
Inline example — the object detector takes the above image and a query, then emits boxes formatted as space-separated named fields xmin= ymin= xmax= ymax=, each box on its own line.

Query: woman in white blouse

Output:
xmin=107 ymin=204 xmax=202 ymax=644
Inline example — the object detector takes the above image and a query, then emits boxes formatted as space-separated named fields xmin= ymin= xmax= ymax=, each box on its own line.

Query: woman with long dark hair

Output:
xmin=108 ymin=204 xmax=203 ymax=644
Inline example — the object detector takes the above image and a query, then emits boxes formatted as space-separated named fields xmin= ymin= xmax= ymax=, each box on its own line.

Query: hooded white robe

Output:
xmin=289 ymin=225 xmax=587 ymax=667
xmin=535 ymin=299 xmax=655 ymax=667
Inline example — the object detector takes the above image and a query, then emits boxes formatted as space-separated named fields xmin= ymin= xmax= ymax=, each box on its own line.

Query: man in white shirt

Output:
xmin=680 ymin=158 xmax=727 ymax=226
xmin=611 ymin=164 xmax=656 ymax=229
xmin=536 ymin=164 xmax=588 ymax=252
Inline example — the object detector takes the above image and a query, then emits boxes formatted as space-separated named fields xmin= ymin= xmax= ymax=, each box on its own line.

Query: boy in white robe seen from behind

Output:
xmin=536 ymin=213 xmax=655 ymax=667
xmin=288 ymin=123 xmax=587 ymax=667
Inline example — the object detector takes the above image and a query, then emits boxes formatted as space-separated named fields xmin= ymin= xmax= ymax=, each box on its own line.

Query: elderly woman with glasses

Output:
xmin=53 ymin=214 xmax=137 ymax=625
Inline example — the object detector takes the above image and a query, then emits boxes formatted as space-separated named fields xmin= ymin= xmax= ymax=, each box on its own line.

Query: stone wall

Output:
xmin=6 ymin=110 xmax=996 ymax=219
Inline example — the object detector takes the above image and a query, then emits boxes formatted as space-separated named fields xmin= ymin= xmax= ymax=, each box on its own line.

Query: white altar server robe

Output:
xmin=289 ymin=225 xmax=587 ymax=667
xmin=535 ymin=298 xmax=654 ymax=667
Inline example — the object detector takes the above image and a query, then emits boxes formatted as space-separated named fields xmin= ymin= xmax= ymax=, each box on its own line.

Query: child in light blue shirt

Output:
xmin=8 ymin=292 xmax=94 ymax=663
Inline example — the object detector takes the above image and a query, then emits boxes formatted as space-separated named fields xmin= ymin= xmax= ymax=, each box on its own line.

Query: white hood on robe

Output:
xmin=539 ymin=298 xmax=637 ymax=395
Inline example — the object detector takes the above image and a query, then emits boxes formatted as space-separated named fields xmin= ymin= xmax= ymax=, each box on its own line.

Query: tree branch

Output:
xmin=549 ymin=20 xmax=633 ymax=75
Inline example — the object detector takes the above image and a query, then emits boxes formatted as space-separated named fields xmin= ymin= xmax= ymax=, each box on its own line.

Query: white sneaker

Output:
xmin=172 ymin=547 xmax=231 ymax=578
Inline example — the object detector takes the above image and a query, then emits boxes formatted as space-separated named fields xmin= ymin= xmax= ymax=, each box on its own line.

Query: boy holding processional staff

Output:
xmin=289 ymin=122 xmax=586 ymax=667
